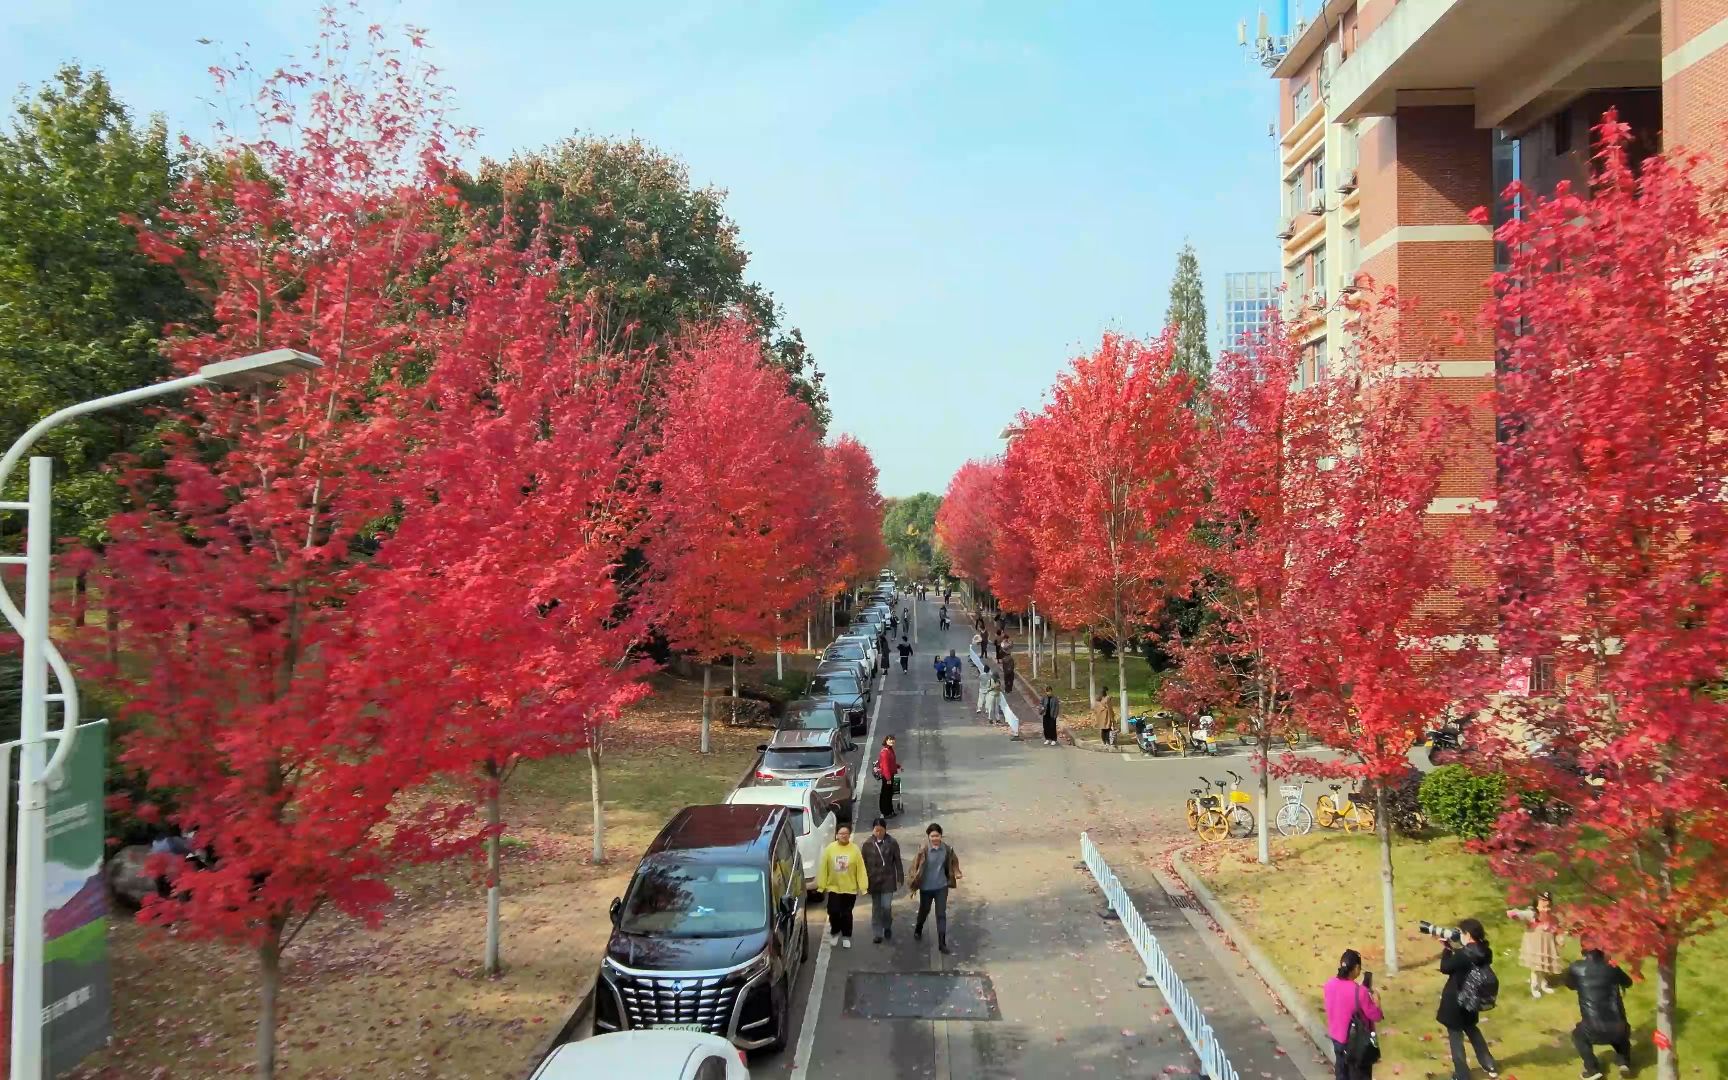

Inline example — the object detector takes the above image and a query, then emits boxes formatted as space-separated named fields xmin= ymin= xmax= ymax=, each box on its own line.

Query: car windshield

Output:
xmin=787 ymin=807 xmax=809 ymax=835
xmin=618 ymin=859 xmax=767 ymax=937
xmin=809 ymin=675 xmax=860 ymax=698
xmin=826 ymin=645 xmax=864 ymax=660
xmin=786 ymin=707 xmax=839 ymax=730
xmin=763 ymin=747 xmax=835 ymax=771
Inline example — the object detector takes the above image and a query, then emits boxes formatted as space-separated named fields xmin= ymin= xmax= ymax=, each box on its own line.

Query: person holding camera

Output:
xmin=1565 ymin=941 xmax=1634 ymax=1079
xmin=1436 ymin=918 xmax=1501 ymax=1080
xmin=1324 ymin=949 xmax=1384 ymax=1080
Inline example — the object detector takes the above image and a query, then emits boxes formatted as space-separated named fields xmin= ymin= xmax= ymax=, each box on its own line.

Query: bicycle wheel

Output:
xmin=1226 ymin=806 xmax=1256 ymax=839
xmin=1195 ymin=809 xmax=1229 ymax=842
xmin=1185 ymin=800 xmax=1201 ymax=832
xmin=1315 ymin=794 xmax=1338 ymax=828
xmin=1275 ymin=802 xmax=1314 ymax=837
xmin=1341 ymin=804 xmax=1373 ymax=834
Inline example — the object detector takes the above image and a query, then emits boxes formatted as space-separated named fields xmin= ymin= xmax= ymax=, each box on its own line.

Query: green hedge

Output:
xmin=1418 ymin=764 xmax=1507 ymax=841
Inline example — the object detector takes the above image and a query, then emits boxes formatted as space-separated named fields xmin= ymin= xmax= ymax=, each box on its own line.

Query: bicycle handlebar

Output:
xmin=1226 ymin=769 xmax=1243 ymax=784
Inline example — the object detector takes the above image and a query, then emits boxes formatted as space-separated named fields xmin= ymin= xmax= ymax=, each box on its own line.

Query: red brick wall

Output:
xmin=1394 ymin=242 xmax=1494 ymax=359
xmin=1666 ymin=0 xmax=1728 ymax=46
xmin=1665 ymin=32 xmax=1728 ymax=159
xmin=1418 ymin=377 xmax=1495 ymax=500
xmin=1395 ymin=106 xmax=1494 ymax=226
xmin=1359 ymin=119 xmax=1398 ymax=246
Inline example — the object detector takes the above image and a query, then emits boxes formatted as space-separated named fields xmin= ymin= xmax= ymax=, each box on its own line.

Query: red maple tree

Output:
xmin=89 ymin=20 xmax=469 ymax=1075
xmin=1009 ymin=332 xmax=1199 ymax=732
xmin=935 ymin=458 xmax=1002 ymax=604
xmin=1187 ymin=311 xmax=1319 ymax=862
xmin=823 ymin=434 xmax=890 ymax=632
xmin=646 ymin=319 xmax=826 ymax=749
xmin=360 ymin=220 xmax=653 ymax=974
xmin=1474 ymin=117 xmax=1728 ymax=1079
xmin=1270 ymin=285 xmax=1467 ymax=973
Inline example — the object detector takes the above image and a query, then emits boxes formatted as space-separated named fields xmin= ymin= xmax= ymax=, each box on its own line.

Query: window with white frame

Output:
xmin=1293 ymin=77 xmax=1312 ymax=117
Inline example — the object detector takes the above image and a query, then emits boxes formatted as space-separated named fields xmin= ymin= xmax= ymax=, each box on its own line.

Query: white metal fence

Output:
xmin=967 ymin=648 xmax=1020 ymax=732
xmin=1079 ymin=832 xmax=1240 ymax=1080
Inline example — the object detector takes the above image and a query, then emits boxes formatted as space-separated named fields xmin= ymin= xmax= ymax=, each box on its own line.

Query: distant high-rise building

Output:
xmin=1220 ymin=271 xmax=1278 ymax=350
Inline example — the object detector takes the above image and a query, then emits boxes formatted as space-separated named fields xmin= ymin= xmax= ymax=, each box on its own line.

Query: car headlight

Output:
xmin=732 ymin=953 xmax=771 ymax=983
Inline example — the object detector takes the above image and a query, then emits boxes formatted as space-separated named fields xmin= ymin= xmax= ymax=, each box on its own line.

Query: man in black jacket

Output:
xmin=1566 ymin=946 xmax=1634 ymax=1079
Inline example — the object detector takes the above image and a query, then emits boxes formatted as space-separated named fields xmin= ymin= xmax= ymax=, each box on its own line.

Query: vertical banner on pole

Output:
xmin=43 ymin=721 xmax=108 ymax=1076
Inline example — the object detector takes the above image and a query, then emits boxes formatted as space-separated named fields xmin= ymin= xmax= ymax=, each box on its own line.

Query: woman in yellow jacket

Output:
xmin=817 ymin=822 xmax=870 ymax=949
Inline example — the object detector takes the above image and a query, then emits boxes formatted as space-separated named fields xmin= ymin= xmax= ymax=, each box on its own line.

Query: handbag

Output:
xmin=1343 ymin=991 xmax=1381 ymax=1069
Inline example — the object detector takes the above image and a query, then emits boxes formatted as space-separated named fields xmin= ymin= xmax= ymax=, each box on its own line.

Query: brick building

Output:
xmin=1263 ymin=0 xmax=1726 ymax=674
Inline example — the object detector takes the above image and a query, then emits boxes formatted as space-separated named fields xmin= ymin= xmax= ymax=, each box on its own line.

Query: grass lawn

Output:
xmin=1191 ymin=832 xmax=1728 ymax=1080
xmin=1006 ymin=637 xmax=1165 ymax=743
xmin=69 ymin=672 xmax=757 ymax=1080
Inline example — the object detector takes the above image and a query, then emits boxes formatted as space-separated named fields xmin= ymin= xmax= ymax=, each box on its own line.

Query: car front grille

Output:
xmin=617 ymin=974 xmax=739 ymax=1034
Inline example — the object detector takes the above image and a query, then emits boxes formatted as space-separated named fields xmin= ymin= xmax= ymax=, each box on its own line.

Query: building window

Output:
xmin=1293 ymin=77 xmax=1312 ymax=117
xmin=1315 ymin=248 xmax=1327 ymax=301
xmin=1529 ymin=656 xmax=1558 ymax=694
xmin=1293 ymin=260 xmax=1306 ymax=301
xmin=1553 ymin=109 xmax=1572 ymax=156
xmin=1312 ymin=155 xmax=1325 ymax=197
xmin=1314 ymin=337 xmax=1329 ymax=382
xmin=1344 ymin=224 xmax=1360 ymax=278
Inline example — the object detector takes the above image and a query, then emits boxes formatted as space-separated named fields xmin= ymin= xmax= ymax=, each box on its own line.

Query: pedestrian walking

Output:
xmin=888 ymin=612 xmax=899 ymax=637
xmin=875 ymin=735 xmax=900 ymax=819
xmin=817 ymin=822 xmax=869 ymax=949
xmin=971 ymin=630 xmax=984 ymax=656
xmin=1325 ymin=948 xmax=1384 ymax=1080
xmin=862 ymin=817 xmax=905 ymax=944
xmin=1565 ymin=942 xmax=1634 ymax=1080
xmin=1507 ymin=892 xmax=1565 ymax=997
xmin=977 ymin=663 xmax=997 ymax=720
xmin=994 ymin=637 xmax=1006 ymax=664
xmin=1001 ymin=650 xmax=1017 ymax=693
xmin=897 ymin=637 xmax=913 ymax=671
xmin=932 ymin=653 xmax=945 ymax=683
xmin=876 ymin=628 xmax=889 ymax=672
xmin=908 ymin=822 xmax=960 ymax=954
xmin=1039 ymin=685 xmax=1061 ymax=745
xmin=943 ymin=650 xmax=962 ymax=700
xmin=1437 ymin=919 xmax=1501 ymax=1080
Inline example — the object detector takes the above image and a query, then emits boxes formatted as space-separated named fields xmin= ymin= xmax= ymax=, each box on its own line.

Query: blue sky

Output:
xmin=1 ymin=0 xmax=1277 ymax=497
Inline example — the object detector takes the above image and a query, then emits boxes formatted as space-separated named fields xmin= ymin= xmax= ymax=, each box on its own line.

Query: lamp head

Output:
xmin=197 ymin=349 xmax=323 ymax=389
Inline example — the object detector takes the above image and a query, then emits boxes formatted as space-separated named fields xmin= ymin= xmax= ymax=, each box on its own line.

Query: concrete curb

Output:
xmin=1169 ymin=850 xmax=1337 ymax=1067
xmin=522 ymin=977 xmax=598 ymax=1077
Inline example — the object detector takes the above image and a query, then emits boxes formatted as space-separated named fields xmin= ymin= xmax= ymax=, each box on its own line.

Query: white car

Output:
xmin=833 ymin=632 xmax=879 ymax=669
xmin=724 ymin=784 xmax=839 ymax=892
xmin=532 ymin=1031 xmax=749 ymax=1079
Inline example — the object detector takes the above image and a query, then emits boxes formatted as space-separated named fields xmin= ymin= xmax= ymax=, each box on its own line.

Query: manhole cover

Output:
xmin=844 ymin=972 xmax=1001 ymax=1020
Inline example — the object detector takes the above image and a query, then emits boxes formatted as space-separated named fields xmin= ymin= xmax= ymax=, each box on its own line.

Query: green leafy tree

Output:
xmin=883 ymin=492 xmax=945 ymax=577
xmin=457 ymin=135 xmax=827 ymax=424
xmin=1165 ymin=240 xmax=1211 ymax=391
xmin=0 ymin=66 xmax=202 ymax=548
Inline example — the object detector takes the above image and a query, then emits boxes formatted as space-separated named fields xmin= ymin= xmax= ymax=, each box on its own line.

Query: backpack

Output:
xmin=1458 ymin=963 xmax=1499 ymax=1012
xmin=1344 ymin=1002 xmax=1380 ymax=1069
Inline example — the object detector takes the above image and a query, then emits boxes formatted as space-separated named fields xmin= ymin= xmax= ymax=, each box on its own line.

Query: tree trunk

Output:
xmin=1375 ymin=784 xmax=1399 ymax=973
xmin=1069 ymin=633 xmax=1077 ymax=690
xmin=105 ymin=603 xmax=119 ymax=667
xmin=484 ymin=763 xmax=503 ymax=976
xmin=700 ymin=664 xmax=712 ymax=753
xmin=589 ymin=740 xmax=605 ymax=864
xmin=1256 ymin=734 xmax=1271 ymax=864
xmin=73 ymin=569 xmax=87 ymax=627
xmin=806 ymin=613 xmax=813 ymax=651
xmin=1655 ymin=940 xmax=1679 ymax=1080
xmin=257 ymin=927 xmax=283 ymax=1079
xmin=730 ymin=657 xmax=739 ymax=726
xmin=1116 ymin=648 xmax=1130 ymax=733
xmin=776 ymin=644 xmax=784 ymax=680
xmin=1087 ymin=639 xmax=1096 ymax=704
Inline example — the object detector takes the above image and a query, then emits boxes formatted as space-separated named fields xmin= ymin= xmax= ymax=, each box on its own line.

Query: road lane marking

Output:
xmin=790 ymin=680 xmax=886 ymax=1080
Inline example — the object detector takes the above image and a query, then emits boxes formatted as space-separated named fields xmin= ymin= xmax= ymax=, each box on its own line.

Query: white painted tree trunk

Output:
xmin=1377 ymin=785 xmax=1399 ymax=973
xmin=589 ymin=740 xmax=605 ymax=864
xmin=700 ymin=664 xmax=712 ymax=754
xmin=1256 ymin=748 xmax=1270 ymax=864
xmin=1087 ymin=639 xmax=1096 ymax=704
xmin=1069 ymin=633 xmax=1076 ymax=690
xmin=484 ymin=778 xmax=502 ymax=976
xmin=1116 ymin=649 xmax=1130 ymax=733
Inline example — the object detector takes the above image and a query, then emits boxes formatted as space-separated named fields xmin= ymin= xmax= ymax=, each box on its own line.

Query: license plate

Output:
xmin=788 ymin=780 xmax=813 ymax=789
xmin=654 ymin=1023 xmax=707 ymax=1032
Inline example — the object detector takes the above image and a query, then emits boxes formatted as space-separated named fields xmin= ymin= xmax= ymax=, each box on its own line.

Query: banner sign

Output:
xmin=44 ymin=721 xmax=110 ymax=1075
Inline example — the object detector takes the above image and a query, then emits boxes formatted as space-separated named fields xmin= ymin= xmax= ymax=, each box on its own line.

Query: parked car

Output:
xmin=596 ymin=805 xmax=807 ymax=1053
xmin=724 ymin=785 xmax=839 ymax=896
xmin=806 ymin=671 xmax=869 ymax=735
xmin=778 ymin=698 xmax=853 ymax=751
xmin=532 ymin=1031 xmax=749 ymax=1079
xmin=752 ymin=727 xmax=854 ymax=811
xmin=827 ymin=635 xmax=875 ymax=671
xmin=815 ymin=656 xmax=871 ymax=690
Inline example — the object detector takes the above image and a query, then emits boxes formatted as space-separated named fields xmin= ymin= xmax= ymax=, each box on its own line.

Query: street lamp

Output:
xmin=0 ymin=349 xmax=321 ymax=1080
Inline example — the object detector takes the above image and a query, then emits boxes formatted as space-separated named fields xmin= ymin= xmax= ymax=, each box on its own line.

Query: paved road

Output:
xmin=747 ymin=593 xmax=1324 ymax=1080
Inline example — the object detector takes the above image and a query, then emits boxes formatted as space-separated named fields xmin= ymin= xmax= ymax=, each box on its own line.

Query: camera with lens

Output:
xmin=1419 ymin=920 xmax=1463 ymax=945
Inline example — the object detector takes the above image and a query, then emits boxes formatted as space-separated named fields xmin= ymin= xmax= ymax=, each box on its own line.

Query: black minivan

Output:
xmin=595 ymin=805 xmax=808 ymax=1052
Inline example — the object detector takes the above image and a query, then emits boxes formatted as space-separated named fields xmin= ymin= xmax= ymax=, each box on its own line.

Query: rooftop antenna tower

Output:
xmin=1239 ymin=1 xmax=1304 ymax=69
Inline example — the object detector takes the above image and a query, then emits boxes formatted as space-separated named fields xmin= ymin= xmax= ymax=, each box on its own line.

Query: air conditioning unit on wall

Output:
xmin=1276 ymin=217 xmax=1296 ymax=240
xmin=1308 ymin=190 xmax=1326 ymax=214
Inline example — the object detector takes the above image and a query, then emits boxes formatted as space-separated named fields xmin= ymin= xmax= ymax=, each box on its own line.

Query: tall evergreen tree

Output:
xmin=1165 ymin=240 xmax=1211 ymax=390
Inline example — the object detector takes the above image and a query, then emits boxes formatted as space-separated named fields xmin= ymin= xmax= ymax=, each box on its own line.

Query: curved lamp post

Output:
xmin=1 ymin=349 xmax=320 ymax=1080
